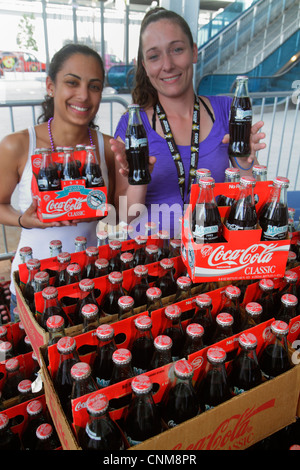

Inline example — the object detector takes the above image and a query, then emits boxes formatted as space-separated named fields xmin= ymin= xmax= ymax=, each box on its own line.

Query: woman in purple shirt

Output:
xmin=111 ymin=7 xmax=265 ymax=237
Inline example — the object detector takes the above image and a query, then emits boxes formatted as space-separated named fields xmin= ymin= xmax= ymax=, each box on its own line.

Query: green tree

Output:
xmin=17 ymin=14 xmax=38 ymax=52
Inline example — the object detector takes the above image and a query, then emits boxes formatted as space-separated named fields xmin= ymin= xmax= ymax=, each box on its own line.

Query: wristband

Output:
xmin=18 ymin=215 xmax=32 ymax=230
xmin=233 ymin=157 xmax=255 ymax=171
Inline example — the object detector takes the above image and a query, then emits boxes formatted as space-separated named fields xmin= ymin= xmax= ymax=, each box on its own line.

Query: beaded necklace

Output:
xmin=47 ymin=117 xmax=93 ymax=152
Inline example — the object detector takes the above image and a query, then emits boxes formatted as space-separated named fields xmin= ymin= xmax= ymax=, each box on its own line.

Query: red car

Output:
xmin=0 ymin=51 xmax=46 ymax=72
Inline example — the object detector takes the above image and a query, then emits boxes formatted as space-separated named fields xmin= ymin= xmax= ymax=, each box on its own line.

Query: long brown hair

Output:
xmin=132 ymin=7 xmax=194 ymax=109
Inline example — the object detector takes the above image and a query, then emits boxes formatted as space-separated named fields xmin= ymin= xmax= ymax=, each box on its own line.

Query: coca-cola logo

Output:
xmin=46 ymin=197 xmax=85 ymax=214
xmin=207 ymin=244 xmax=275 ymax=268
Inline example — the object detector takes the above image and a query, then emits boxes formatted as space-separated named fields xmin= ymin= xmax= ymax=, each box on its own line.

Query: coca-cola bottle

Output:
xmin=181 ymin=323 xmax=204 ymax=358
xmin=65 ymin=263 xmax=81 ymax=284
xmin=162 ymin=359 xmax=199 ymax=428
xmin=81 ymin=303 xmax=100 ymax=333
xmin=94 ymin=258 xmax=109 ymax=278
xmin=120 ymin=252 xmax=134 ymax=272
xmin=54 ymin=336 xmax=80 ymax=410
xmin=2 ymin=357 xmax=25 ymax=400
xmin=49 ymin=239 xmax=62 ymax=257
xmin=110 ymin=348 xmax=134 ymax=385
xmin=123 ymin=375 xmax=161 ymax=446
xmin=195 ymin=168 xmax=211 ymax=183
xmin=252 ymin=164 xmax=268 ymax=182
xmin=288 ymin=207 xmax=296 ymax=233
xmin=133 ymin=235 xmax=148 ymax=266
xmin=276 ymin=294 xmax=298 ymax=324
xmin=40 ymin=286 xmax=70 ymax=330
xmin=125 ymin=104 xmax=151 ymax=185
xmin=275 ymin=270 xmax=299 ymax=314
xmin=120 ymin=223 xmax=134 ymax=243
xmin=229 ymin=332 xmax=262 ymax=395
xmin=82 ymin=246 xmax=99 ymax=279
xmin=222 ymin=285 xmax=243 ymax=333
xmin=78 ymin=393 xmax=124 ymax=450
xmin=82 ymin=145 xmax=104 ymax=187
xmin=66 ymin=362 xmax=98 ymax=422
xmin=108 ymin=240 xmax=122 ymax=272
xmin=157 ymin=230 xmax=170 ymax=259
xmin=286 ymin=251 xmax=298 ymax=270
xmin=54 ymin=252 xmax=71 ymax=287
xmin=92 ymin=324 xmax=117 ymax=388
xmin=225 ymin=176 xmax=257 ymax=230
xmin=191 ymin=293 xmax=214 ymax=346
xmin=61 ymin=146 xmax=80 ymax=180
xmin=74 ymin=236 xmax=87 ymax=253
xmin=101 ymin=271 xmax=125 ymax=316
xmin=197 ymin=346 xmax=231 ymax=411
xmin=34 ymin=423 xmax=60 ymax=450
xmin=23 ymin=258 xmax=41 ymax=312
xmin=22 ymin=399 xmax=46 ymax=450
xmin=211 ymin=312 xmax=234 ymax=345
xmin=146 ymin=287 xmax=163 ymax=317
xmin=0 ymin=413 xmax=22 ymax=450
xmin=217 ymin=167 xmax=240 ymax=206
xmin=150 ymin=335 xmax=173 ymax=370
xmin=191 ymin=176 xmax=223 ymax=244
xmin=162 ymin=304 xmax=184 ymax=361
xmin=259 ymin=176 xmax=289 ymax=241
xmin=73 ymin=278 xmax=100 ymax=325
xmin=130 ymin=314 xmax=154 ymax=375
xmin=145 ymin=221 xmax=157 ymax=238
xmin=0 ymin=341 xmax=14 ymax=361
xmin=129 ymin=265 xmax=149 ymax=307
xmin=37 ymin=148 xmax=61 ymax=191
xmin=34 ymin=270 xmax=50 ymax=294
xmin=17 ymin=379 xmax=35 ymax=403
xmin=96 ymin=230 xmax=109 ymax=247
xmin=241 ymin=301 xmax=263 ymax=330
xmin=228 ymin=75 xmax=252 ymax=159
xmin=259 ymin=320 xmax=292 ymax=379
xmin=145 ymin=244 xmax=159 ymax=283
xmin=169 ymin=238 xmax=181 ymax=258
xmin=174 ymin=276 xmax=194 ymax=321
xmin=258 ymin=278 xmax=276 ymax=322
xmin=155 ymin=258 xmax=177 ymax=297
xmin=118 ymin=295 xmax=134 ymax=320
xmin=46 ymin=315 xmax=66 ymax=346
xmin=19 ymin=245 xmax=33 ymax=264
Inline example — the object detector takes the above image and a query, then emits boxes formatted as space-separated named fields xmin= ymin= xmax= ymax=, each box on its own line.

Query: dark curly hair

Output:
xmin=38 ymin=43 xmax=105 ymax=129
xmin=132 ymin=7 xmax=194 ymax=109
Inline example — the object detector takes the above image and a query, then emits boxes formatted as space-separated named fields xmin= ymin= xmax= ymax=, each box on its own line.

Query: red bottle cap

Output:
xmin=216 ymin=312 xmax=234 ymax=326
xmin=67 ymin=263 xmax=81 ymax=275
xmin=196 ymin=293 xmax=212 ymax=307
xmin=5 ymin=357 xmax=19 ymax=372
xmin=71 ymin=362 xmax=91 ymax=381
xmin=42 ymin=286 xmax=58 ymax=299
xmin=131 ymin=374 xmax=152 ymax=394
xmin=134 ymin=314 xmax=152 ymax=330
xmin=145 ymin=244 xmax=159 ymax=254
xmin=20 ymin=246 xmax=32 ymax=255
xmin=118 ymin=296 xmax=134 ymax=310
xmin=281 ymin=294 xmax=298 ymax=307
xmin=112 ymin=348 xmax=131 ymax=365
xmin=0 ymin=413 xmax=9 ymax=430
xmin=225 ymin=285 xmax=241 ymax=298
xmin=57 ymin=336 xmax=76 ymax=354
xmin=186 ymin=323 xmax=204 ymax=338
xmin=120 ymin=252 xmax=134 ymax=263
xmin=79 ymin=278 xmax=95 ymax=291
xmin=240 ymin=175 xmax=256 ymax=186
xmin=75 ymin=236 xmax=87 ymax=245
xmin=259 ymin=278 xmax=274 ymax=290
xmin=284 ymin=270 xmax=298 ymax=282
xmin=57 ymin=251 xmax=71 ymax=263
xmin=239 ymin=332 xmax=258 ymax=349
xmin=46 ymin=315 xmax=65 ymax=330
xmin=154 ymin=335 xmax=172 ymax=350
xmin=36 ymin=423 xmax=53 ymax=440
xmin=133 ymin=265 xmax=148 ymax=276
xmin=135 ymin=235 xmax=147 ymax=245
xmin=96 ymin=324 xmax=114 ymax=341
xmin=109 ymin=240 xmax=122 ymax=250
xmin=81 ymin=303 xmax=99 ymax=318
xmin=18 ymin=379 xmax=32 ymax=394
xmin=86 ymin=393 xmax=108 ymax=415
xmin=34 ymin=271 xmax=50 ymax=283
xmin=271 ymin=320 xmax=289 ymax=336
xmin=86 ymin=246 xmax=98 ymax=256
xmin=26 ymin=258 xmax=41 ymax=269
xmin=164 ymin=304 xmax=182 ymax=320
xmin=245 ymin=302 xmax=263 ymax=317
xmin=26 ymin=399 xmax=43 ymax=416
xmin=176 ymin=276 xmax=192 ymax=288
xmin=158 ymin=230 xmax=169 ymax=239
xmin=108 ymin=271 xmax=123 ymax=283
xmin=273 ymin=176 xmax=289 ymax=187
xmin=0 ymin=325 xmax=7 ymax=338
xmin=96 ymin=230 xmax=108 ymax=240
xmin=49 ymin=239 xmax=62 ymax=248
xmin=207 ymin=346 xmax=227 ymax=363
xmin=0 ymin=341 xmax=13 ymax=353
xmin=198 ymin=176 xmax=215 ymax=188
xmin=174 ymin=359 xmax=194 ymax=378
xmin=160 ymin=258 xmax=174 ymax=269
xmin=170 ymin=239 xmax=181 ymax=249
xmin=95 ymin=258 xmax=109 ymax=269
xmin=146 ymin=287 xmax=162 ymax=300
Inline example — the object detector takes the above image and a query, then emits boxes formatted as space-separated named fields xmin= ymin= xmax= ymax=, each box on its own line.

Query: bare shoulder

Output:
xmin=0 ymin=129 xmax=29 ymax=163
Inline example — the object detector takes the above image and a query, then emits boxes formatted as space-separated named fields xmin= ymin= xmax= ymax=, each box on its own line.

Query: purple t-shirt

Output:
xmin=114 ymin=95 xmax=232 ymax=237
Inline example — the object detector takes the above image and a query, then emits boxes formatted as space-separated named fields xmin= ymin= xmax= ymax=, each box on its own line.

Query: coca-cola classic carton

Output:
xmin=182 ymin=181 xmax=293 ymax=283
xmin=31 ymin=150 xmax=107 ymax=223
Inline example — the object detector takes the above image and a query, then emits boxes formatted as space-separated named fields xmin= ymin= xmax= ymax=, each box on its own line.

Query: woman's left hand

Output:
xmin=222 ymin=120 xmax=266 ymax=165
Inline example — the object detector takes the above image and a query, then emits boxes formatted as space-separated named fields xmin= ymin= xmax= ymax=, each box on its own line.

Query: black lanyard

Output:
xmin=155 ymin=95 xmax=200 ymax=203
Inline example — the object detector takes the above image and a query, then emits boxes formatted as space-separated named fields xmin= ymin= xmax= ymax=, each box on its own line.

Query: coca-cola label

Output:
xmin=262 ymin=224 xmax=288 ymax=239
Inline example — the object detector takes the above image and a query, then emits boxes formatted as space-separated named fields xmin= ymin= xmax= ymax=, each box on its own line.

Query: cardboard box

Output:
xmin=181 ymin=181 xmax=294 ymax=283
xmin=31 ymin=150 xmax=107 ymax=223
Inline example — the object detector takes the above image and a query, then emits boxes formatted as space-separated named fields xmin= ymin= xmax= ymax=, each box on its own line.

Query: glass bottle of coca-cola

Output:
xmin=2 ymin=357 xmax=25 ymax=400
xmin=191 ymin=176 xmax=223 ymax=244
xmin=169 ymin=238 xmax=181 ymax=258
xmin=120 ymin=252 xmax=134 ymax=272
xmin=74 ymin=236 xmax=87 ymax=253
xmin=108 ymin=240 xmax=122 ymax=272
xmin=49 ymin=239 xmax=62 ymax=258
xmin=276 ymin=270 xmax=299 ymax=311
xmin=257 ymin=278 xmax=276 ymax=322
xmin=66 ymin=362 xmax=98 ymax=422
xmin=155 ymin=258 xmax=177 ymax=297
xmin=82 ymin=246 xmax=98 ymax=279
xmin=150 ymin=335 xmax=173 ymax=370
xmin=78 ymin=393 xmax=124 ymax=450
xmin=82 ymin=145 xmax=104 ymax=187
xmin=125 ymin=104 xmax=151 ymax=185
xmin=0 ymin=341 xmax=14 ymax=361
xmin=54 ymin=251 xmax=71 ymax=287
xmin=81 ymin=303 xmax=100 ymax=333
xmin=211 ymin=312 xmax=234 ymax=345
xmin=66 ymin=263 xmax=81 ymax=285
xmin=252 ymin=164 xmax=268 ymax=203
xmin=286 ymin=250 xmax=298 ymax=270
xmin=39 ymin=286 xmax=70 ymax=330
xmin=92 ymin=324 xmax=117 ymax=388
xmin=146 ymin=287 xmax=163 ymax=317
xmin=22 ymin=399 xmax=46 ymax=450
xmin=133 ymin=235 xmax=148 ymax=266
xmin=225 ymin=176 xmax=257 ymax=230
xmin=129 ymin=265 xmax=149 ymax=307
xmin=222 ymin=285 xmax=243 ymax=333
xmin=157 ymin=230 xmax=170 ymax=260
xmin=101 ymin=271 xmax=125 ymax=316
xmin=191 ymin=293 xmax=214 ymax=346
xmin=46 ymin=315 xmax=66 ymax=346
xmin=124 ymin=374 xmax=161 ymax=447
xmin=174 ymin=276 xmax=194 ymax=321
xmin=241 ymin=301 xmax=263 ymax=330
xmin=276 ymin=294 xmax=298 ymax=324
xmin=162 ymin=304 xmax=184 ymax=361
xmin=120 ymin=223 xmax=134 ymax=243
xmin=94 ymin=257 xmax=109 ymax=278
xmin=145 ymin=244 xmax=159 ymax=283
xmin=181 ymin=323 xmax=204 ymax=358
xmin=19 ymin=245 xmax=33 ymax=264
xmin=130 ymin=314 xmax=154 ymax=375
xmin=0 ymin=413 xmax=22 ymax=450
xmin=96 ymin=229 xmax=109 ymax=247
xmin=17 ymin=379 xmax=35 ymax=403
xmin=73 ymin=278 xmax=100 ymax=325
xmin=35 ymin=423 xmax=60 ymax=450
xmin=61 ymin=146 xmax=80 ymax=180
xmin=259 ymin=176 xmax=289 ymax=241
xmin=145 ymin=221 xmax=157 ymax=238
xmin=37 ymin=148 xmax=61 ymax=191
xmin=34 ymin=270 xmax=50 ymax=294
xmin=162 ymin=359 xmax=199 ymax=428
xmin=197 ymin=346 xmax=231 ymax=411
xmin=23 ymin=258 xmax=41 ymax=312
xmin=54 ymin=336 xmax=80 ymax=410
xmin=259 ymin=320 xmax=292 ymax=379
xmin=110 ymin=348 xmax=134 ymax=385
xmin=195 ymin=168 xmax=211 ymax=183
xmin=118 ymin=295 xmax=134 ymax=320
xmin=217 ymin=167 xmax=240 ymax=206
xmin=228 ymin=75 xmax=252 ymax=159
xmin=229 ymin=332 xmax=262 ymax=395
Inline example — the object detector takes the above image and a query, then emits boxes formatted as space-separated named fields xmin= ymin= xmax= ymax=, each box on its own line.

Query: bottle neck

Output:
xmin=235 ymin=78 xmax=249 ymax=97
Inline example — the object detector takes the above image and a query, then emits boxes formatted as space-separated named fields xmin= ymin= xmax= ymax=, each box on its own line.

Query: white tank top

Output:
xmin=10 ymin=127 xmax=109 ymax=295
